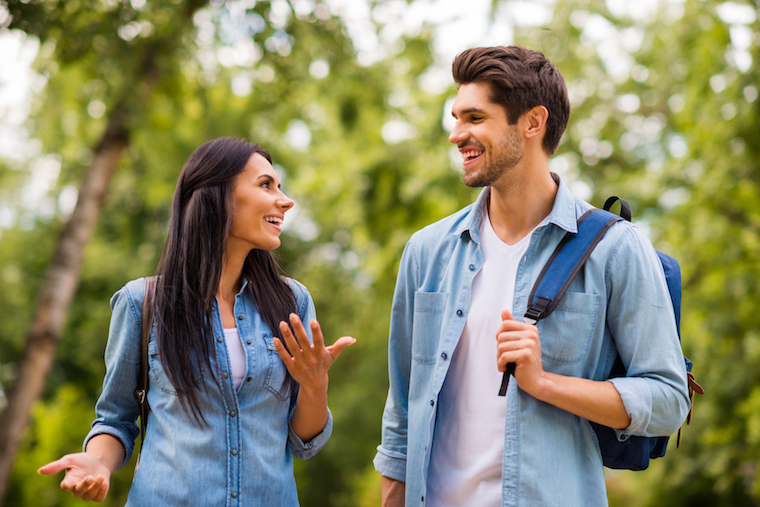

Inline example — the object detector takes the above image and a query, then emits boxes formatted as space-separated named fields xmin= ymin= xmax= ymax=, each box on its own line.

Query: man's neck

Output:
xmin=486 ymin=168 xmax=558 ymax=246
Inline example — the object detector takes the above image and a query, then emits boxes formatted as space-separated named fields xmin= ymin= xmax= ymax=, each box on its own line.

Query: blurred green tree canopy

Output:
xmin=0 ymin=0 xmax=757 ymax=505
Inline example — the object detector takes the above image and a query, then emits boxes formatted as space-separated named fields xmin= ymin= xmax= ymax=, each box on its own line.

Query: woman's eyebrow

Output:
xmin=256 ymin=173 xmax=281 ymax=188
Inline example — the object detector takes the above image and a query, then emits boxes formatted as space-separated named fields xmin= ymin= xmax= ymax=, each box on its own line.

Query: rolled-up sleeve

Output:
xmin=83 ymin=279 xmax=145 ymax=470
xmin=604 ymin=226 xmax=690 ymax=439
xmin=373 ymin=240 xmax=419 ymax=482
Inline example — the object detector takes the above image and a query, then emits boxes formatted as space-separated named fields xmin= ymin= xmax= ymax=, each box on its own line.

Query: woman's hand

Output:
xmin=38 ymin=452 xmax=112 ymax=502
xmin=275 ymin=313 xmax=355 ymax=442
xmin=275 ymin=313 xmax=355 ymax=395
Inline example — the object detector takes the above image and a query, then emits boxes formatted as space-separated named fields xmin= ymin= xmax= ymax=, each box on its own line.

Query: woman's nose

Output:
xmin=278 ymin=192 xmax=294 ymax=211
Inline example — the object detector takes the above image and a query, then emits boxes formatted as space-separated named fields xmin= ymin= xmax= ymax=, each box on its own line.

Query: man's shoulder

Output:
xmin=407 ymin=202 xmax=477 ymax=249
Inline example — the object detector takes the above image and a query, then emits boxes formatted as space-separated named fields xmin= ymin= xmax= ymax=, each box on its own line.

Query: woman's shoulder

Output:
xmin=284 ymin=277 xmax=311 ymax=302
xmin=110 ymin=277 xmax=151 ymax=311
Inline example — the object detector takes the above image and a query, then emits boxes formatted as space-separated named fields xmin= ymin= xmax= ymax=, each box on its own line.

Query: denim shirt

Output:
xmin=373 ymin=176 xmax=690 ymax=507
xmin=84 ymin=276 xmax=332 ymax=506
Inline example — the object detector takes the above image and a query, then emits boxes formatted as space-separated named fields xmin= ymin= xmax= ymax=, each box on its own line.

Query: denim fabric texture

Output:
xmin=84 ymin=277 xmax=332 ymax=506
xmin=373 ymin=175 xmax=690 ymax=507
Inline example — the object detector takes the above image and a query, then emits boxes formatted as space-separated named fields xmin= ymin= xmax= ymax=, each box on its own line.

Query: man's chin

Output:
xmin=462 ymin=172 xmax=492 ymax=188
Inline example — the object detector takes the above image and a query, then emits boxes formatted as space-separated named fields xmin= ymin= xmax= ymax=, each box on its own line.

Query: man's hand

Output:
xmin=495 ymin=309 xmax=546 ymax=396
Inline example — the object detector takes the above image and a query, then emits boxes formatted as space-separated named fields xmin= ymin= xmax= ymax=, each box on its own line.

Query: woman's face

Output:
xmin=227 ymin=152 xmax=294 ymax=253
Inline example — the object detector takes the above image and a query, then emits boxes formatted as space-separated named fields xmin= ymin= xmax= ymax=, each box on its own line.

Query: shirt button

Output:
xmin=246 ymin=340 xmax=252 ymax=345
xmin=231 ymin=492 xmax=237 ymax=498
xmin=468 ymin=264 xmax=475 ymax=271
xmin=238 ymin=315 xmax=244 ymax=320
xmin=217 ymin=337 xmax=223 ymax=343
xmin=456 ymin=310 xmax=463 ymax=317
xmin=231 ymin=449 xmax=238 ymax=456
xmin=441 ymin=352 xmax=448 ymax=360
xmin=222 ymin=372 xmax=228 ymax=379
xmin=246 ymin=377 xmax=252 ymax=382
xmin=429 ymin=400 xmax=434 ymax=406
xmin=230 ymin=411 xmax=236 ymax=417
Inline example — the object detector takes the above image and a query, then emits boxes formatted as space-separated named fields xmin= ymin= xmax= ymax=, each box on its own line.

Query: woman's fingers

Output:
xmin=326 ymin=336 xmax=356 ymax=361
xmin=37 ymin=458 xmax=67 ymax=476
xmin=308 ymin=319 xmax=326 ymax=349
xmin=278 ymin=319 xmax=302 ymax=357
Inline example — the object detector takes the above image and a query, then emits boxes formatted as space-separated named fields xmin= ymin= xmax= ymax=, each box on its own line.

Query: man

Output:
xmin=373 ymin=46 xmax=690 ymax=507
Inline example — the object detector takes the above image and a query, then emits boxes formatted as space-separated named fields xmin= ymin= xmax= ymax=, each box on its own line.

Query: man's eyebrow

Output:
xmin=451 ymin=107 xmax=487 ymax=118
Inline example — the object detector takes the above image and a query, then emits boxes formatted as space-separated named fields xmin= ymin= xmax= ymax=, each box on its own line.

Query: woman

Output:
xmin=38 ymin=137 xmax=355 ymax=505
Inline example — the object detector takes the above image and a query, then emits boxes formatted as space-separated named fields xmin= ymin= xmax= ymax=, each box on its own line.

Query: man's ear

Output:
xmin=524 ymin=106 xmax=549 ymax=141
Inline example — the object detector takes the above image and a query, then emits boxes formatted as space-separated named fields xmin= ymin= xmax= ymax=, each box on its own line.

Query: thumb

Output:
xmin=38 ymin=458 xmax=68 ymax=476
xmin=326 ymin=336 xmax=356 ymax=360
xmin=501 ymin=309 xmax=515 ymax=321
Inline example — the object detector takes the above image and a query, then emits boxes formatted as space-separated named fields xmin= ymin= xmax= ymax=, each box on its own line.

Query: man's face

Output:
xmin=448 ymin=82 xmax=523 ymax=188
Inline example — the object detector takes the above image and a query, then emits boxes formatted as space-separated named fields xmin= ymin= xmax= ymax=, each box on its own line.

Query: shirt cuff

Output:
xmin=83 ymin=425 xmax=133 ymax=470
xmin=288 ymin=409 xmax=333 ymax=460
xmin=608 ymin=377 xmax=652 ymax=439
xmin=373 ymin=446 xmax=407 ymax=482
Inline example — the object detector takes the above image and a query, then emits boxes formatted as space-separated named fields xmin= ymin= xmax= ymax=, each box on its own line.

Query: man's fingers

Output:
xmin=501 ymin=309 xmax=515 ymax=321
xmin=326 ymin=336 xmax=356 ymax=360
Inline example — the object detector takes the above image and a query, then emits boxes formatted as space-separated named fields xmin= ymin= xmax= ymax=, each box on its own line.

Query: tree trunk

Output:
xmin=0 ymin=108 xmax=128 ymax=503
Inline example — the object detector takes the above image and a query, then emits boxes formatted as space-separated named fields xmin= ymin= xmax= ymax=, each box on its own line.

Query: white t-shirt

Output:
xmin=427 ymin=208 xmax=548 ymax=507
xmin=223 ymin=327 xmax=247 ymax=390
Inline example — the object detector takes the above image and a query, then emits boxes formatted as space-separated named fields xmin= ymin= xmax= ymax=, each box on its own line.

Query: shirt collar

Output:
xmin=453 ymin=173 xmax=582 ymax=241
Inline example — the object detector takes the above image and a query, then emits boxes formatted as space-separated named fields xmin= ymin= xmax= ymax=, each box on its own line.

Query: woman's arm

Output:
xmin=37 ymin=433 xmax=125 ymax=502
xmin=274 ymin=313 xmax=354 ymax=442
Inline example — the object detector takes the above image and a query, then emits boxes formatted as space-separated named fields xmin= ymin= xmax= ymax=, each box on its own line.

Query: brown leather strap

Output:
xmin=135 ymin=276 xmax=156 ymax=461
xmin=677 ymin=371 xmax=705 ymax=448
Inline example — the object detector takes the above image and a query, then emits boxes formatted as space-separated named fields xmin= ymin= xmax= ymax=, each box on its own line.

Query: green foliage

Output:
xmin=3 ymin=0 xmax=759 ymax=504
xmin=8 ymin=383 xmax=137 ymax=506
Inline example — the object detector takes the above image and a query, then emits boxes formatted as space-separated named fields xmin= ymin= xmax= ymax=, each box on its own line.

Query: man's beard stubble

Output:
xmin=462 ymin=128 xmax=524 ymax=188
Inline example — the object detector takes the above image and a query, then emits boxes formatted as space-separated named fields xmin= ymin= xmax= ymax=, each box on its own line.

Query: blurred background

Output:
xmin=0 ymin=0 xmax=757 ymax=505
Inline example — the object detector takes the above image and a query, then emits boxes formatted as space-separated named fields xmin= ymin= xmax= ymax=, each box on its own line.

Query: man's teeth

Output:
xmin=462 ymin=150 xmax=482 ymax=161
xmin=265 ymin=217 xmax=283 ymax=225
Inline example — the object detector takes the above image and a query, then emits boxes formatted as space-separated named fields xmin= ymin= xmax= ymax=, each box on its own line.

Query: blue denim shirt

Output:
xmin=84 ymin=277 xmax=332 ymax=506
xmin=373 ymin=176 xmax=690 ymax=507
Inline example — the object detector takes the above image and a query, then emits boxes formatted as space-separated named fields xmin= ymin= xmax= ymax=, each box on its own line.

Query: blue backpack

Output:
xmin=498 ymin=196 xmax=703 ymax=470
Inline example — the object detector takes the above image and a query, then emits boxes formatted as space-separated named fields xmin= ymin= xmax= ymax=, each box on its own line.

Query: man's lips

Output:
xmin=460 ymin=147 xmax=484 ymax=166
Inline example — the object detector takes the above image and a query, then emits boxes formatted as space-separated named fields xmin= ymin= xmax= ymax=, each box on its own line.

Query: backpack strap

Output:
xmin=135 ymin=276 xmax=156 ymax=460
xmin=498 ymin=209 xmax=622 ymax=396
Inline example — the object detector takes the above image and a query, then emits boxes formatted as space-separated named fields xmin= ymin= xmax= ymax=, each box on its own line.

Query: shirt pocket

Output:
xmin=148 ymin=339 xmax=205 ymax=395
xmin=263 ymin=334 xmax=293 ymax=401
xmin=537 ymin=291 xmax=600 ymax=368
xmin=412 ymin=291 xmax=448 ymax=364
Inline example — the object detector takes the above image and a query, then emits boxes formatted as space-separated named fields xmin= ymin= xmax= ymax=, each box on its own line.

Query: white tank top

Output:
xmin=223 ymin=327 xmax=247 ymax=390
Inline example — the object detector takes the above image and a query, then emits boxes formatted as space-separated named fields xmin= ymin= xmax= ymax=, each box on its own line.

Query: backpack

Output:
xmin=498 ymin=196 xmax=703 ymax=470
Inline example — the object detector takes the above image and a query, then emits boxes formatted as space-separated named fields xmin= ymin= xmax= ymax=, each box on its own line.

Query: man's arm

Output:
xmin=381 ymin=476 xmax=405 ymax=507
xmin=496 ymin=309 xmax=631 ymax=429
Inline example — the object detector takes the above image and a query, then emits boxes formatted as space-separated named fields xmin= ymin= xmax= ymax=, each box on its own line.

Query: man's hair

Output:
xmin=452 ymin=46 xmax=570 ymax=155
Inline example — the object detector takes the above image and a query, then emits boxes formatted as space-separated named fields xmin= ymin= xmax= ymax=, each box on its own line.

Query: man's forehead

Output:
xmin=451 ymin=82 xmax=500 ymax=114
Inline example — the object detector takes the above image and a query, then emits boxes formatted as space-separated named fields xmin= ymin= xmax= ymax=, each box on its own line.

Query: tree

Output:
xmin=0 ymin=1 xmax=452 ymax=505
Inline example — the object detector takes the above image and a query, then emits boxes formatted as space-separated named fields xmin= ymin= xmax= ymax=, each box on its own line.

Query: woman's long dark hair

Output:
xmin=153 ymin=137 xmax=295 ymax=424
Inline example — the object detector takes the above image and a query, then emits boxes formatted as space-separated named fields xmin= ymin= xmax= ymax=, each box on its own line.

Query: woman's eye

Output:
xmin=261 ymin=181 xmax=270 ymax=189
